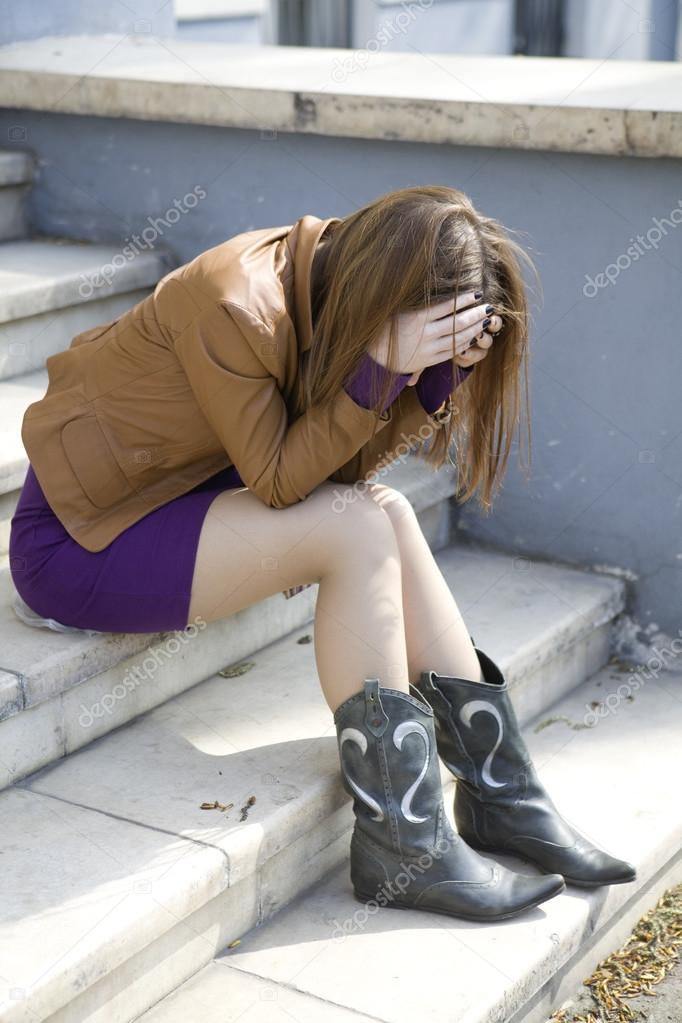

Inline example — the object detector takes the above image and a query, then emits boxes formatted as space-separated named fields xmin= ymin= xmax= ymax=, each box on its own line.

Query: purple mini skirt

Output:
xmin=8 ymin=462 xmax=295 ymax=635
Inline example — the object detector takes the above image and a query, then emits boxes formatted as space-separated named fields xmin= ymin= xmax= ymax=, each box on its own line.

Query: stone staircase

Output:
xmin=0 ymin=148 xmax=171 ymax=556
xmin=1 ymin=146 xmax=679 ymax=1023
xmin=2 ymin=541 xmax=643 ymax=1023
xmin=137 ymin=655 xmax=682 ymax=1023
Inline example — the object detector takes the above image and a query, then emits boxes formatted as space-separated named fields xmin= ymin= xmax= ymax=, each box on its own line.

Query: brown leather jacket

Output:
xmin=20 ymin=214 xmax=443 ymax=552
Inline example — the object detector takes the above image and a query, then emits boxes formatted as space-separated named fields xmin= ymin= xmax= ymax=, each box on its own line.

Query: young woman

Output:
xmin=10 ymin=185 xmax=635 ymax=923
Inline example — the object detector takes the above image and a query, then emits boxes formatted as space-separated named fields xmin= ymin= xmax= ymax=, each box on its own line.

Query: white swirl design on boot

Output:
xmin=459 ymin=700 xmax=507 ymax=789
xmin=339 ymin=727 xmax=385 ymax=822
xmin=393 ymin=720 xmax=430 ymax=824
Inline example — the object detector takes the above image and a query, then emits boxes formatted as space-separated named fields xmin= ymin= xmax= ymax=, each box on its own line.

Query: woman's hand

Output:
xmin=369 ymin=290 xmax=501 ymax=384
xmin=453 ymin=313 xmax=502 ymax=370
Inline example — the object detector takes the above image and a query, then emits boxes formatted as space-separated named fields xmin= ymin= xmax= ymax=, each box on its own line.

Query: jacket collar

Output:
xmin=292 ymin=213 xmax=342 ymax=352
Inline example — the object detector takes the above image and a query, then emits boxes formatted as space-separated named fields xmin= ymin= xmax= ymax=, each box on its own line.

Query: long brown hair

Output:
xmin=296 ymin=185 xmax=538 ymax=513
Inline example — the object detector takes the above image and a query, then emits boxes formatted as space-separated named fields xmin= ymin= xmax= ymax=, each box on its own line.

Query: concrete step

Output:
xmin=0 ymin=236 xmax=169 ymax=380
xmin=0 ymin=545 xmax=625 ymax=1023
xmin=0 ymin=456 xmax=458 ymax=790
xmin=0 ymin=375 xmax=42 ymax=556
xmin=0 ymin=149 xmax=34 ymax=242
xmin=0 ymin=236 xmax=170 ymax=552
xmin=138 ymin=659 xmax=682 ymax=1023
xmin=0 ymin=367 xmax=51 ymax=556
xmin=0 ymin=367 xmax=46 ymax=496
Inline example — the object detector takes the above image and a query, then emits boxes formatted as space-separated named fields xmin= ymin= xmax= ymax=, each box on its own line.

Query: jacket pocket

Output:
xmin=61 ymin=414 xmax=134 ymax=509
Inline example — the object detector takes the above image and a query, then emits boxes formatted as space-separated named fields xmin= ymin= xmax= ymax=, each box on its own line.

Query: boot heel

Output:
xmin=353 ymin=888 xmax=378 ymax=904
xmin=353 ymin=888 xmax=410 ymax=912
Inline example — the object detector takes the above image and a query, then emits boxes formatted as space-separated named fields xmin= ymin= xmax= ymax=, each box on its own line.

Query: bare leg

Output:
xmin=363 ymin=482 xmax=483 ymax=684
xmin=186 ymin=481 xmax=409 ymax=712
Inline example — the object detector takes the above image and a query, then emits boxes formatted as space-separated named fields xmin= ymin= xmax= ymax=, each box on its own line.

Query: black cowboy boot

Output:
xmin=334 ymin=678 xmax=564 ymax=921
xmin=412 ymin=645 xmax=636 ymax=888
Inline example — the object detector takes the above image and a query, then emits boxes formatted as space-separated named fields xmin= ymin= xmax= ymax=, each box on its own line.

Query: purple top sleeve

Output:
xmin=344 ymin=350 xmax=475 ymax=416
xmin=415 ymin=359 xmax=475 ymax=414
xmin=343 ymin=351 xmax=412 ymax=412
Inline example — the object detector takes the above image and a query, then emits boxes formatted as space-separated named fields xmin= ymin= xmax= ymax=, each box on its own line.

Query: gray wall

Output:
xmin=563 ymin=0 xmax=679 ymax=61
xmin=0 ymin=0 xmax=175 ymax=45
xmin=1 ymin=109 xmax=680 ymax=635
xmin=1 ymin=0 xmax=680 ymax=57
xmin=351 ymin=0 xmax=515 ymax=54
xmin=176 ymin=16 xmax=266 ymax=43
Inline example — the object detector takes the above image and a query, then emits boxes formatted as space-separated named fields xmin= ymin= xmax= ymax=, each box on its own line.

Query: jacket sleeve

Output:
xmin=330 ymin=358 xmax=475 ymax=486
xmin=174 ymin=300 xmax=393 ymax=508
xmin=328 ymin=383 xmax=438 ymax=487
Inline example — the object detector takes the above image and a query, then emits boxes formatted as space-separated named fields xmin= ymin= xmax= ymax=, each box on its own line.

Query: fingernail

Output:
xmin=485 ymin=304 xmax=494 ymax=314
xmin=474 ymin=291 xmax=483 ymax=299
xmin=482 ymin=317 xmax=491 ymax=327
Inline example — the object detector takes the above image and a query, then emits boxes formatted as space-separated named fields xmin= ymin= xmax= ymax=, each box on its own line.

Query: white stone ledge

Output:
xmin=175 ymin=0 xmax=268 ymax=19
xmin=0 ymin=34 xmax=681 ymax=157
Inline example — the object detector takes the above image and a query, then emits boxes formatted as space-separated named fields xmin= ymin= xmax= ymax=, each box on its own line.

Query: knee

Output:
xmin=364 ymin=482 xmax=419 ymax=534
xmin=322 ymin=483 xmax=401 ymax=562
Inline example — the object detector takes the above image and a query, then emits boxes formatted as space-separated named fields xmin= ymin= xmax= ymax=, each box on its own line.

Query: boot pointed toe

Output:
xmin=510 ymin=870 xmax=565 ymax=909
xmin=478 ymin=831 xmax=638 ymax=888
xmin=409 ymin=863 xmax=564 ymax=921
xmin=561 ymin=846 xmax=637 ymax=888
